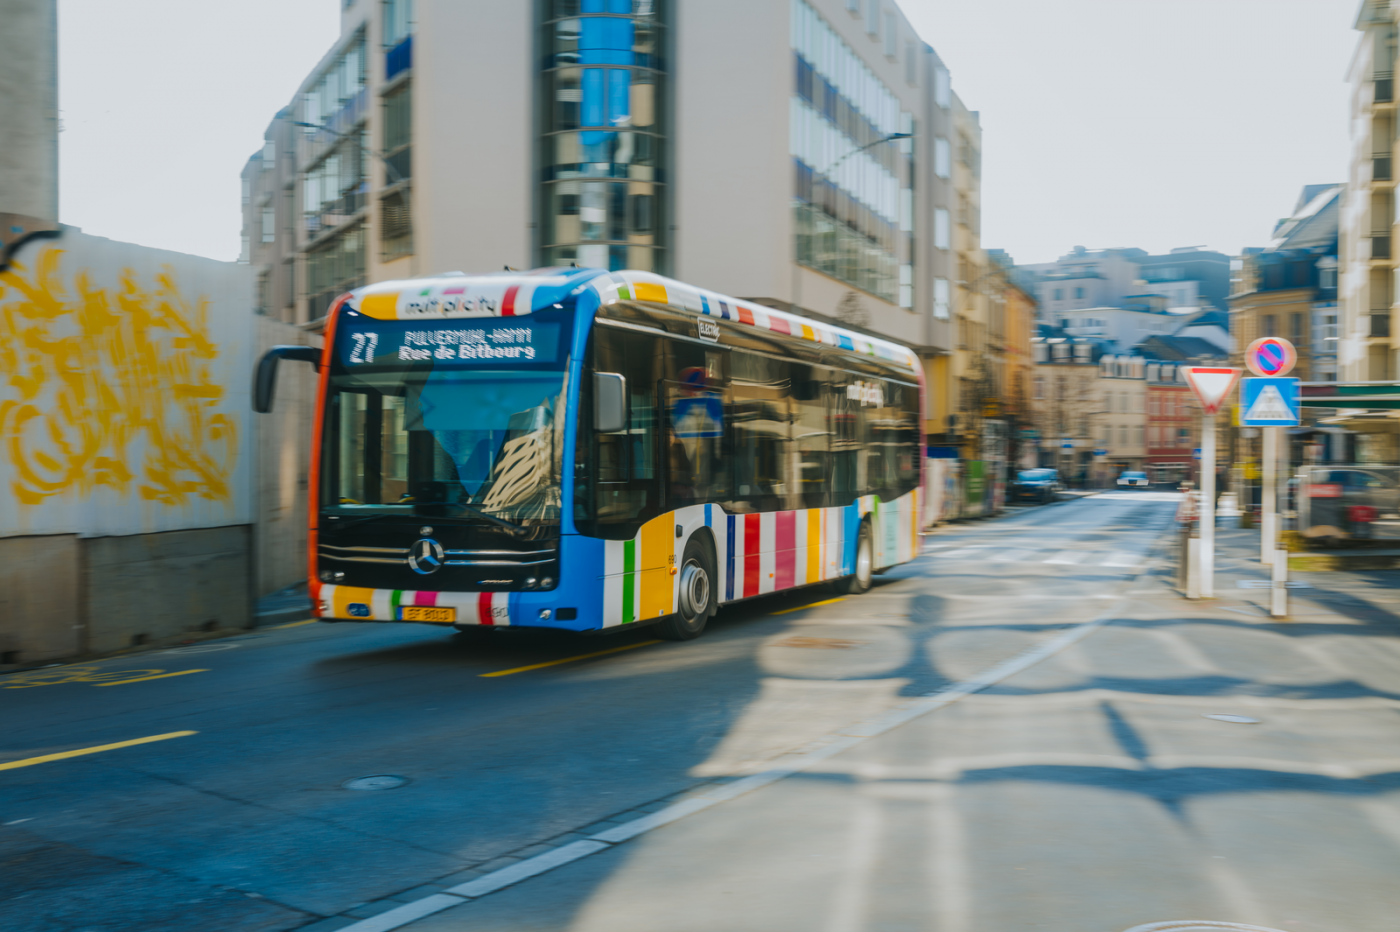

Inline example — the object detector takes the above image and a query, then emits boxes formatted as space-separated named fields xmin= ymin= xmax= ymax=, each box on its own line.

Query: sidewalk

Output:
xmin=1190 ymin=525 xmax=1400 ymax=627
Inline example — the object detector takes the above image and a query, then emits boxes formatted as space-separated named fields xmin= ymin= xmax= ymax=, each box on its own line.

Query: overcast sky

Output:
xmin=58 ymin=0 xmax=1356 ymax=265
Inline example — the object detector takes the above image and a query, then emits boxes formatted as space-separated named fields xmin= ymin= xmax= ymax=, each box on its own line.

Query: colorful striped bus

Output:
xmin=254 ymin=268 xmax=924 ymax=641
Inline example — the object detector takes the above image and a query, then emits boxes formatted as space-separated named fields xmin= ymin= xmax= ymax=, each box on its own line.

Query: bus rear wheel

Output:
xmin=657 ymin=539 xmax=714 ymax=641
xmin=835 ymin=520 xmax=874 ymax=595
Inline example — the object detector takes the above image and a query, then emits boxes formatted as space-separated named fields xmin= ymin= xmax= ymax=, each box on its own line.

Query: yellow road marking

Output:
xmin=770 ymin=597 xmax=846 ymax=615
xmin=272 ymin=619 xmax=318 ymax=629
xmin=0 ymin=731 xmax=198 ymax=771
xmin=93 ymin=669 xmax=208 ymax=686
xmin=481 ymin=640 xmax=662 ymax=677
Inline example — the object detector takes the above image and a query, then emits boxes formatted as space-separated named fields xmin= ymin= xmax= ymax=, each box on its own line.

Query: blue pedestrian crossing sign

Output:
xmin=1241 ymin=377 xmax=1300 ymax=426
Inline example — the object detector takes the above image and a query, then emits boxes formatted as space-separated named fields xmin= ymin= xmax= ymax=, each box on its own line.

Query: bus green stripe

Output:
xmin=391 ymin=589 xmax=402 ymax=620
xmin=622 ymin=540 xmax=636 ymax=624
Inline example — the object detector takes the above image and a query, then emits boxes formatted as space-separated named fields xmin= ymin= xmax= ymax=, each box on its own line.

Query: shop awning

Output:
xmin=1299 ymin=382 xmax=1400 ymax=409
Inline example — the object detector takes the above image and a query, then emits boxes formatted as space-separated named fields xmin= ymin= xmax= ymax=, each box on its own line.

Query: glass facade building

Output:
xmin=790 ymin=0 xmax=912 ymax=307
xmin=537 ymin=0 xmax=667 ymax=273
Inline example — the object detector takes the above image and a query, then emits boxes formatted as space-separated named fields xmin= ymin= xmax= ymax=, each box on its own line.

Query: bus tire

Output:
xmin=835 ymin=519 xmax=874 ymax=595
xmin=657 ymin=538 xmax=714 ymax=641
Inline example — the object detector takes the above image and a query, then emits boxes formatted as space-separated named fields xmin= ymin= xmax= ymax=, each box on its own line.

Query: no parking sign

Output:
xmin=1244 ymin=337 xmax=1296 ymax=378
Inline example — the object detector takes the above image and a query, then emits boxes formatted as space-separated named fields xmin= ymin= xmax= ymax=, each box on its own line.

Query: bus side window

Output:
xmin=792 ymin=365 xmax=831 ymax=510
xmin=729 ymin=352 xmax=790 ymax=514
xmin=830 ymin=381 xmax=861 ymax=507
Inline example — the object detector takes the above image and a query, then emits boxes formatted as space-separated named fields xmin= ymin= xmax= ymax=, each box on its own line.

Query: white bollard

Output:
xmin=1261 ymin=512 xmax=1276 ymax=565
xmin=1271 ymin=548 xmax=1288 ymax=617
xmin=1187 ymin=538 xmax=1201 ymax=600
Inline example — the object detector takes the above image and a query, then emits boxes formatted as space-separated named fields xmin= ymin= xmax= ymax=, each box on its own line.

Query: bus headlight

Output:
xmin=540 ymin=576 xmax=555 ymax=589
xmin=524 ymin=577 xmax=538 ymax=589
xmin=538 ymin=609 xmax=553 ymax=620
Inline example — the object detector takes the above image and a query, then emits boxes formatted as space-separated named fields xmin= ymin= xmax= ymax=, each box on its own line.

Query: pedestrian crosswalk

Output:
xmin=921 ymin=542 xmax=1148 ymax=570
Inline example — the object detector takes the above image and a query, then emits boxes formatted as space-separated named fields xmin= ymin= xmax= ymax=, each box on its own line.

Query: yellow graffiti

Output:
xmin=0 ymin=247 xmax=235 ymax=507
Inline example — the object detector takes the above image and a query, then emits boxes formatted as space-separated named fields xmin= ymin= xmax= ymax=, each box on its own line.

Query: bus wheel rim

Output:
xmin=680 ymin=559 xmax=709 ymax=619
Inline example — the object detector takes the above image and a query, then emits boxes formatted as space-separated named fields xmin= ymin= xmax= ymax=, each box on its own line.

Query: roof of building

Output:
xmin=1267 ymin=185 xmax=1343 ymax=251
xmin=1134 ymin=334 xmax=1229 ymax=362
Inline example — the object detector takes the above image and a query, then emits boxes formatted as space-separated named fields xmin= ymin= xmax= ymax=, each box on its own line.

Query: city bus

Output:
xmin=254 ymin=268 xmax=924 ymax=641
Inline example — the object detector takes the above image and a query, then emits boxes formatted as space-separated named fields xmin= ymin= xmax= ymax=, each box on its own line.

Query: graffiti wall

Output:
xmin=0 ymin=228 xmax=252 ymax=539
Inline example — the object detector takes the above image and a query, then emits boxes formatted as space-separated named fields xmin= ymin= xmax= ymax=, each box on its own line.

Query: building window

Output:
xmin=383 ymin=83 xmax=411 ymax=185
xmin=256 ymin=270 xmax=270 ymax=315
xmin=866 ymin=1 xmax=879 ymax=36
xmin=934 ymin=137 xmax=950 ymax=179
xmin=380 ymin=189 xmax=412 ymax=260
xmin=261 ymin=140 xmax=275 ymax=170
xmin=1263 ymin=314 xmax=1276 ymax=337
xmin=303 ymin=135 xmax=366 ymax=237
xmin=1290 ymin=312 xmax=1303 ymax=340
xmin=904 ymin=42 xmax=917 ymax=86
xmin=241 ymin=177 xmax=251 ymax=205
xmin=239 ymin=235 xmax=249 ymax=264
xmin=883 ymin=13 xmax=897 ymax=57
xmin=933 ymin=64 xmax=950 ymax=108
xmin=846 ymin=0 xmax=859 ymax=13
xmin=934 ymin=208 xmax=950 ymax=250
xmin=1053 ymin=288 xmax=1063 ymax=301
xmin=1033 ymin=375 xmax=1044 ymax=400
xmin=540 ymin=0 xmax=666 ymax=272
xmin=384 ymin=0 xmax=414 ymax=78
xmin=934 ymin=277 xmax=950 ymax=319
xmin=261 ymin=207 xmax=275 ymax=243
xmin=1074 ymin=286 xmax=1084 ymax=299
xmin=306 ymin=223 xmax=366 ymax=320
xmin=302 ymin=33 xmax=366 ymax=139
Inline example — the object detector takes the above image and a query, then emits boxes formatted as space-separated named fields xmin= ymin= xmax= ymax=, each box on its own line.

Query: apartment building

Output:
xmin=1094 ymin=354 xmax=1147 ymax=482
xmin=239 ymin=0 xmax=985 ymax=444
xmin=1144 ymin=360 xmax=1197 ymax=487
xmin=1020 ymin=245 xmax=1231 ymax=322
xmin=1029 ymin=333 xmax=1104 ymax=478
xmin=1229 ymin=184 xmax=1341 ymax=381
xmin=1343 ymin=0 xmax=1398 ymax=381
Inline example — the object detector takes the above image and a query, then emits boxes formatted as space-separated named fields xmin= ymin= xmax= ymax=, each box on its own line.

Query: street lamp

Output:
xmin=820 ymin=132 xmax=912 ymax=177
xmin=293 ymin=121 xmax=405 ymax=187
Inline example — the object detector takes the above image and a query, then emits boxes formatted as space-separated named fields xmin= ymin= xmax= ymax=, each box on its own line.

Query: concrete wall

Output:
xmin=0 ymin=0 xmax=58 ymax=220
xmin=254 ymin=317 xmax=322 ymax=596
xmin=0 ymin=534 xmax=80 ymax=664
xmin=84 ymin=526 xmax=252 ymax=655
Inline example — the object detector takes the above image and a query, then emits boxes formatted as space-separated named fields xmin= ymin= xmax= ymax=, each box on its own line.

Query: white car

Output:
xmin=1117 ymin=471 xmax=1150 ymax=489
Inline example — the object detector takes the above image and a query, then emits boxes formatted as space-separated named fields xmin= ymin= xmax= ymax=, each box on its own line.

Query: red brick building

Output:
xmin=1145 ymin=362 xmax=1198 ymax=486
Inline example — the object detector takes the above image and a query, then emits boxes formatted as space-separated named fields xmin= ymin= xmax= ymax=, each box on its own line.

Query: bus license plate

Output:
xmin=402 ymin=606 xmax=456 ymax=623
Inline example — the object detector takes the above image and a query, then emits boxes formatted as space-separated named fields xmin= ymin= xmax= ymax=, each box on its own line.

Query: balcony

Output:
xmin=1375 ymin=155 xmax=1394 ymax=183
xmin=1371 ymin=234 xmax=1392 ymax=260
xmin=1371 ymin=314 xmax=1392 ymax=338
xmin=1378 ymin=78 xmax=1395 ymax=105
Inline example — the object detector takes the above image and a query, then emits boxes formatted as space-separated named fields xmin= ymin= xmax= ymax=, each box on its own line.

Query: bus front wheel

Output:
xmin=835 ymin=520 xmax=874 ymax=595
xmin=657 ymin=538 xmax=714 ymax=641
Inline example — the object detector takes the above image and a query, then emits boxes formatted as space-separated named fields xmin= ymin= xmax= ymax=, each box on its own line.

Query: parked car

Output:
xmin=1117 ymin=470 xmax=1150 ymax=489
xmin=1010 ymin=468 xmax=1062 ymax=503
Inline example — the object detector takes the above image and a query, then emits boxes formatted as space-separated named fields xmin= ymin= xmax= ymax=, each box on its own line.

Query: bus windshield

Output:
xmin=322 ymin=310 xmax=573 ymax=524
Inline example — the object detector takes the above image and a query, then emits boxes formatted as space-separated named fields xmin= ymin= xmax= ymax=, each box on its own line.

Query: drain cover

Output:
xmin=1202 ymin=714 xmax=1261 ymax=724
xmin=1120 ymin=918 xmax=1282 ymax=923
xmin=343 ymin=775 xmax=409 ymax=791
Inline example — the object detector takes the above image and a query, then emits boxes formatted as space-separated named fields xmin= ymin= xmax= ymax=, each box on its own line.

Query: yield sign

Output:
xmin=1182 ymin=366 xmax=1242 ymax=415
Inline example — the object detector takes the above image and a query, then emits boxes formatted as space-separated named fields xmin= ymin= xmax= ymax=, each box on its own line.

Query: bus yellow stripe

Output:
xmin=633 ymin=282 xmax=668 ymax=304
xmin=358 ymin=293 xmax=399 ymax=318
xmin=806 ymin=508 xmax=821 ymax=582
xmin=333 ymin=586 xmax=376 ymax=617
xmin=639 ymin=514 xmax=674 ymax=619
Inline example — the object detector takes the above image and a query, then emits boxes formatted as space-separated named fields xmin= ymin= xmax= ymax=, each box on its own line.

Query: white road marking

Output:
xmin=1044 ymin=551 xmax=1087 ymax=565
xmin=1101 ymin=553 xmax=1145 ymax=567
xmin=989 ymin=549 xmax=1034 ymax=563
xmin=933 ymin=547 xmax=986 ymax=559
xmin=332 ymin=537 xmax=1170 ymax=932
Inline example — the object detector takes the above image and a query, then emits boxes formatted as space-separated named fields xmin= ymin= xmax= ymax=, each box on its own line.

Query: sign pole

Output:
xmin=1261 ymin=426 xmax=1277 ymax=564
xmin=1200 ymin=412 xmax=1216 ymax=598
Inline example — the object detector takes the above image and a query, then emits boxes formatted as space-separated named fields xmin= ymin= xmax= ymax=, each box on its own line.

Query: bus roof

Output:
xmin=341 ymin=268 xmax=919 ymax=372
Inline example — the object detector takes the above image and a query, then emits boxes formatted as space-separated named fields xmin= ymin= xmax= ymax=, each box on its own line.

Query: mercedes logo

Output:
xmin=408 ymin=538 xmax=445 ymax=575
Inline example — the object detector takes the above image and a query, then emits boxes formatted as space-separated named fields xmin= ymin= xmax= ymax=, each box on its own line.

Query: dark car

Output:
xmin=1010 ymin=468 xmax=1061 ymax=504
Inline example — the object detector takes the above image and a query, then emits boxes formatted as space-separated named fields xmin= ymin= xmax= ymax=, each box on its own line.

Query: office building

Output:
xmin=1343 ymin=0 xmax=1397 ymax=381
xmin=240 ymin=0 xmax=989 ymax=446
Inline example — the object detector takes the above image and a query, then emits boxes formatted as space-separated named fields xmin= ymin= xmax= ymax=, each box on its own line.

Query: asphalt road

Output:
xmin=5 ymin=494 xmax=1397 ymax=932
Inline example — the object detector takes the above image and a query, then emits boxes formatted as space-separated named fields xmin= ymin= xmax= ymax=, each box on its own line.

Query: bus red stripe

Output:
xmin=502 ymin=285 xmax=521 ymax=316
xmin=744 ymin=513 xmax=761 ymax=596
xmin=479 ymin=592 xmax=496 ymax=625
xmin=774 ymin=511 xmax=796 ymax=589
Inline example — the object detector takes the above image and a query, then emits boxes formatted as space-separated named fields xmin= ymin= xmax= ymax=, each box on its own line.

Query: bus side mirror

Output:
xmin=594 ymin=372 xmax=627 ymax=432
xmin=254 ymin=345 xmax=322 ymax=413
